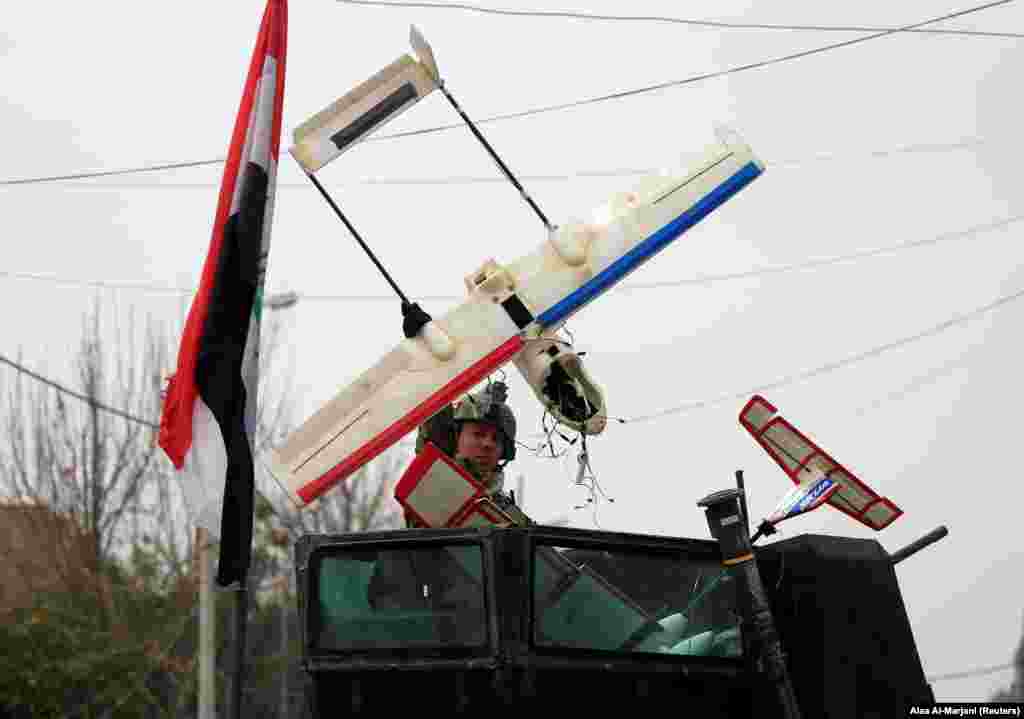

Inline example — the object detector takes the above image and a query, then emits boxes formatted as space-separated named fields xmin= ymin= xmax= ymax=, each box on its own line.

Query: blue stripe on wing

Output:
xmin=536 ymin=161 xmax=763 ymax=329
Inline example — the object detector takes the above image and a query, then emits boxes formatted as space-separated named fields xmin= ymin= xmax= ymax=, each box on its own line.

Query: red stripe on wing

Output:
xmin=297 ymin=335 xmax=525 ymax=504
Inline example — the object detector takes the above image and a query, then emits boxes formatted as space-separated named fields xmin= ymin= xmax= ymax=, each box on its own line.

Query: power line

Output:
xmin=7 ymin=210 xmax=1013 ymax=300
xmin=624 ymin=284 xmax=1024 ymax=423
xmin=0 ymin=2 xmax=1011 ymax=186
xmin=0 ymin=137 xmax=991 ymax=187
xmin=0 ymin=158 xmax=224 ymax=187
xmin=770 ymin=137 xmax=989 ymax=168
xmin=625 ymin=213 xmax=1024 ymax=290
xmin=337 ymin=0 xmax=1024 ymax=39
xmin=0 ymin=352 xmax=159 ymax=429
xmin=0 ymin=271 xmax=196 ymax=296
xmin=368 ymin=0 xmax=1017 ymax=142
xmin=928 ymin=661 xmax=1017 ymax=682
xmin=6 ymin=281 xmax=1024 ymax=434
xmin=851 ymin=353 xmax=969 ymax=418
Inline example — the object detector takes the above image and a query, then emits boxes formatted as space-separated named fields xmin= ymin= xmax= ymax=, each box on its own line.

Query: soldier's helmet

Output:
xmin=416 ymin=381 xmax=516 ymax=462
xmin=452 ymin=382 xmax=516 ymax=462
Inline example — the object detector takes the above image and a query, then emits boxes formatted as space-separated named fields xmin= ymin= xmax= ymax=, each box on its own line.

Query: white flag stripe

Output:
xmin=239 ymin=57 xmax=281 ymax=446
xmin=181 ymin=399 xmax=230 ymax=538
xmin=229 ymin=56 xmax=278 ymax=216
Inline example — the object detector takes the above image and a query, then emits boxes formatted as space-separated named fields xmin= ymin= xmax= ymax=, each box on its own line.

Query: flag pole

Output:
xmin=196 ymin=528 xmax=216 ymax=719
xmin=231 ymin=579 xmax=250 ymax=719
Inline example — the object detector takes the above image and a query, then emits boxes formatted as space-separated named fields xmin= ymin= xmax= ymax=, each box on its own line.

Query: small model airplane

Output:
xmin=263 ymin=27 xmax=766 ymax=509
xmin=739 ymin=395 xmax=903 ymax=534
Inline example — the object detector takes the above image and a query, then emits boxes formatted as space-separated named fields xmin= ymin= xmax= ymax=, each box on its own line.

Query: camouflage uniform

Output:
xmin=407 ymin=382 xmax=517 ymax=528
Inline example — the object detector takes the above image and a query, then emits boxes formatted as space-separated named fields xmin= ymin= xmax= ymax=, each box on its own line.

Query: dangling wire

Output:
xmin=572 ymin=442 xmax=603 ymax=528
xmin=571 ymin=435 xmax=614 ymax=528
xmin=514 ymin=437 xmax=548 ymax=454
xmin=536 ymin=410 xmax=573 ymax=458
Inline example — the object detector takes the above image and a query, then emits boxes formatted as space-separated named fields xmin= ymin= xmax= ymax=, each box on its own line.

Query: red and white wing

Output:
xmin=739 ymin=395 xmax=903 ymax=530
xmin=265 ymin=294 xmax=525 ymax=508
xmin=394 ymin=442 xmax=488 ymax=528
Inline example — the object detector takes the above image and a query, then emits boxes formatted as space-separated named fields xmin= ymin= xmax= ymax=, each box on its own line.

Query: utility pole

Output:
xmin=196 ymin=527 xmax=216 ymax=719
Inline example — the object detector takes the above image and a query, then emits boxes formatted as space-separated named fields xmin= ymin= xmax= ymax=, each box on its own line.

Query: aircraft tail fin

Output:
xmin=291 ymin=54 xmax=437 ymax=173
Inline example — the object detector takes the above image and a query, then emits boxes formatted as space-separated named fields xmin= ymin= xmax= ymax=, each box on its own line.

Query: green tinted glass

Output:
xmin=532 ymin=545 xmax=742 ymax=658
xmin=315 ymin=545 xmax=487 ymax=651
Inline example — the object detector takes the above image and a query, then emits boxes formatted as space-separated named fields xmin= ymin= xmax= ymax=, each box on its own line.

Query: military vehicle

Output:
xmin=292 ymin=517 xmax=942 ymax=717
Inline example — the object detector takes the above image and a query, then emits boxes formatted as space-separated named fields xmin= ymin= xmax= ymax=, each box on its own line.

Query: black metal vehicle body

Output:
xmin=295 ymin=525 xmax=933 ymax=717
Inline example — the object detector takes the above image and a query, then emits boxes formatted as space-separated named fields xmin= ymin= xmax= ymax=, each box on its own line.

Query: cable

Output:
xmin=4 ymin=229 xmax=1022 ymax=431
xmin=1 ymin=136 xmax=991 ymax=187
xmin=0 ymin=135 xmax=991 ymax=188
xmin=338 ymin=0 xmax=1024 ymax=38
xmin=7 ymin=210 xmax=1014 ymax=300
xmin=368 ymin=0 xmax=1017 ymax=143
xmin=851 ymin=354 xmax=970 ymax=418
xmin=626 ymin=213 xmax=1024 ymax=290
xmin=623 ymin=284 xmax=1024 ymax=423
xmin=928 ymin=661 xmax=1017 ymax=682
xmin=2 ymin=6 xmax=1011 ymax=185
xmin=0 ymin=271 xmax=196 ymax=295
xmin=0 ymin=352 xmax=158 ymax=429
xmin=770 ymin=137 xmax=989 ymax=168
xmin=0 ymin=158 xmax=224 ymax=187
xmin=6 ymin=282 xmax=1024 ymax=442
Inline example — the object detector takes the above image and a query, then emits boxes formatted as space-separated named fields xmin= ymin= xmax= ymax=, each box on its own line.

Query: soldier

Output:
xmin=364 ymin=381 xmax=521 ymax=617
xmin=408 ymin=381 xmax=519 ymax=528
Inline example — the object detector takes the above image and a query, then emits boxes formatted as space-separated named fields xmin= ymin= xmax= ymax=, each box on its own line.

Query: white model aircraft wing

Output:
xmin=739 ymin=395 xmax=903 ymax=530
xmin=266 ymin=133 xmax=764 ymax=508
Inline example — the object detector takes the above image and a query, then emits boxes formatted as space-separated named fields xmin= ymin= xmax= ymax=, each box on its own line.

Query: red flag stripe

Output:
xmin=159 ymin=0 xmax=286 ymax=469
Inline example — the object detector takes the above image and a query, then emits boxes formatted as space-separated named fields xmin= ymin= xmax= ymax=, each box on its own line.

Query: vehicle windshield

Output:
xmin=314 ymin=544 xmax=488 ymax=652
xmin=310 ymin=540 xmax=741 ymax=659
xmin=532 ymin=544 xmax=741 ymax=657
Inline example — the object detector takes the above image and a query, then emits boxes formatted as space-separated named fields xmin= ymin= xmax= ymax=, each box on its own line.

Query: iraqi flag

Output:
xmin=159 ymin=0 xmax=287 ymax=587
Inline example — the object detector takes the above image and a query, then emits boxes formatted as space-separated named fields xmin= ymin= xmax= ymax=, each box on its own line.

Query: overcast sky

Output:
xmin=3 ymin=0 xmax=1023 ymax=702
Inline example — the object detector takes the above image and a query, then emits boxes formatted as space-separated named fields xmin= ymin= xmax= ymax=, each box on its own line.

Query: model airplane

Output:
xmin=739 ymin=395 xmax=903 ymax=531
xmin=263 ymin=27 xmax=766 ymax=509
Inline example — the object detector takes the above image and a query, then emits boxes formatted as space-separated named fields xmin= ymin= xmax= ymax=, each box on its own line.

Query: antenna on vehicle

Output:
xmin=735 ymin=469 xmax=751 ymax=537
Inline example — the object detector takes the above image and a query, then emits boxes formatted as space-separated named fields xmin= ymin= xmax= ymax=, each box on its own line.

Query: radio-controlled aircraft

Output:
xmin=739 ymin=395 xmax=903 ymax=535
xmin=264 ymin=27 xmax=766 ymax=509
